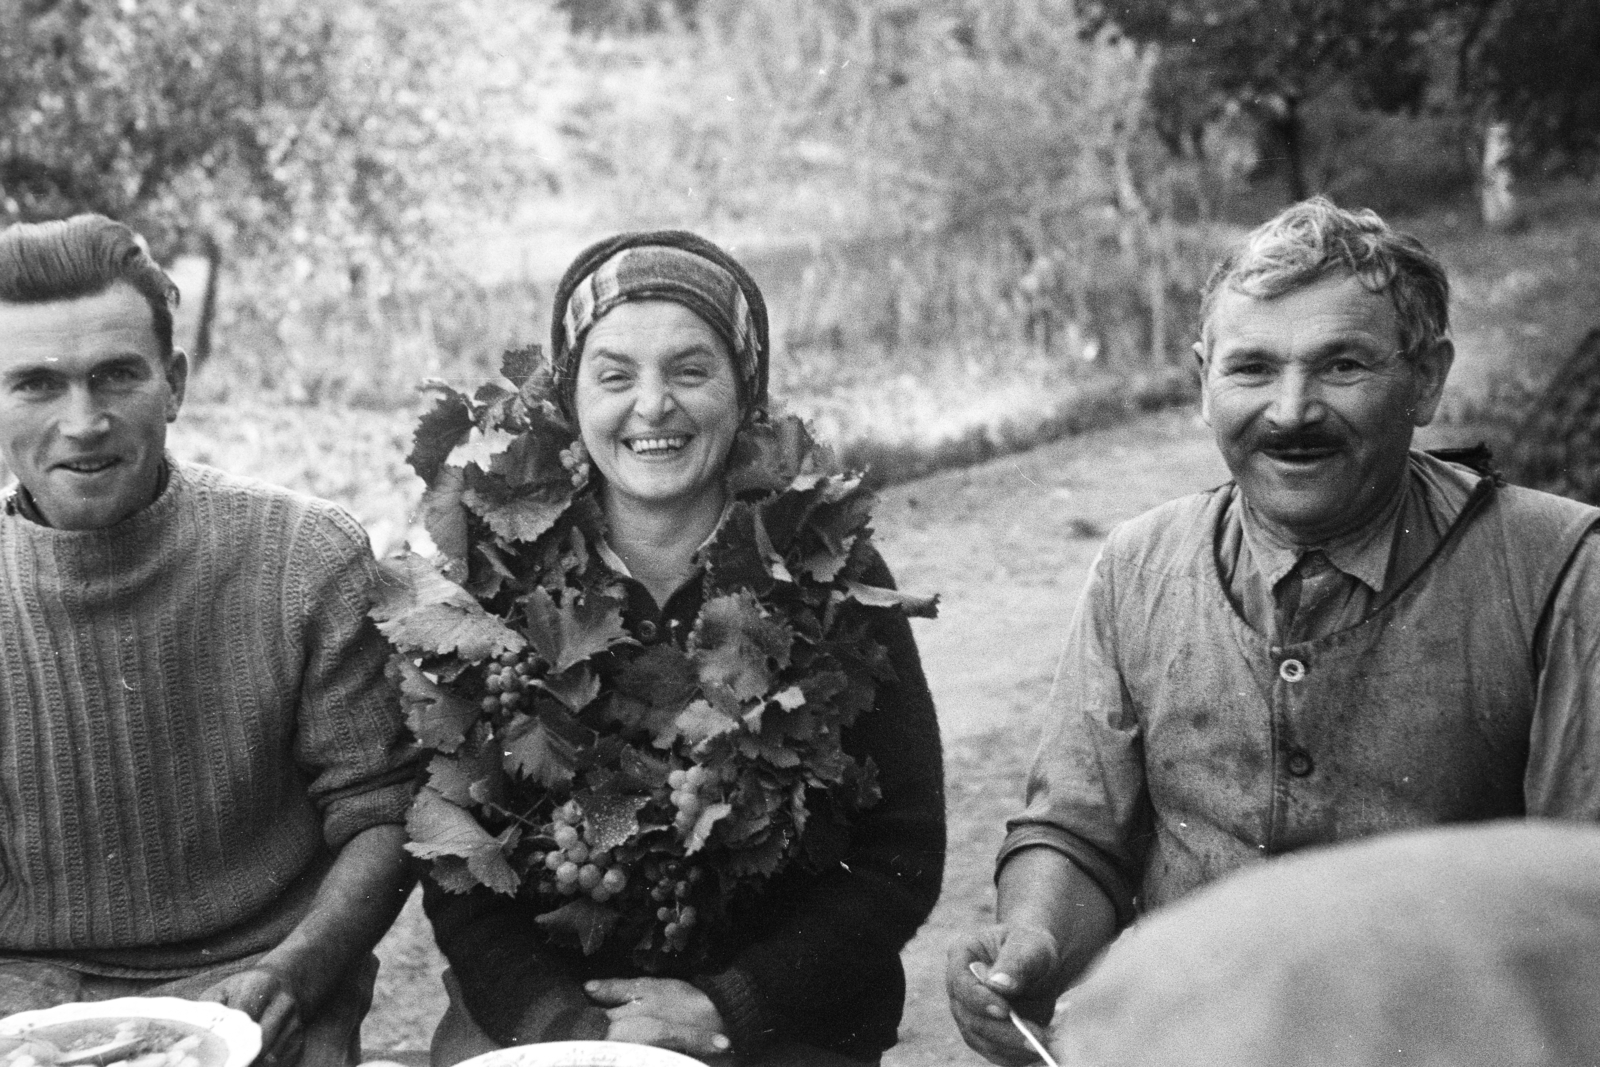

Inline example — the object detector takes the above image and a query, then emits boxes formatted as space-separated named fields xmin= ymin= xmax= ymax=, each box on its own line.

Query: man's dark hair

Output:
xmin=0 ymin=215 xmax=180 ymax=361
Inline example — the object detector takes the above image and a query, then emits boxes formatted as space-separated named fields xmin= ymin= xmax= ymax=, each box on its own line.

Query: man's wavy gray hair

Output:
xmin=1199 ymin=197 xmax=1450 ymax=361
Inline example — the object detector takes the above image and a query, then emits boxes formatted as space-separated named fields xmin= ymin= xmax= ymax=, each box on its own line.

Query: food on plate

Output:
xmin=0 ymin=1019 xmax=219 ymax=1067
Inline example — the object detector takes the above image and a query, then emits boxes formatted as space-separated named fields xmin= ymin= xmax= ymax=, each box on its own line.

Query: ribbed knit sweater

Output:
xmin=0 ymin=460 xmax=416 ymax=975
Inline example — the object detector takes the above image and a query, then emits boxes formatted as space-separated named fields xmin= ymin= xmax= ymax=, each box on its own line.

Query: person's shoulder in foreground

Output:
xmin=949 ymin=194 xmax=1600 ymax=1066
xmin=1052 ymin=820 xmax=1600 ymax=1067
xmin=0 ymin=213 xmax=417 ymax=1067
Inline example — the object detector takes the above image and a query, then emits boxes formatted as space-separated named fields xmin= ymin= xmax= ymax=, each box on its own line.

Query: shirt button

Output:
xmin=1287 ymin=750 xmax=1315 ymax=777
xmin=1279 ymin=658 xmax=1307 ymax=682
xmin=637 ymin=619 xmax=659 ymax=641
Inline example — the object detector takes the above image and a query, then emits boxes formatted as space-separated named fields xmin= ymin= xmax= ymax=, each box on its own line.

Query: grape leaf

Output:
xmin=461 ymin=466 xmax=573 ymax=545
xmin=419 ymin=466 xmax=470 ymax=581
xmin=772 ymin=686 xmax=807 ymax=711
xmin=521 ymin=587 xmax=634 ymax=673
xmin=684 ymin=801 xmax=733 ymax=855
xmin=406 ymin=787 xmax=521 ymax=895
xmin=839 ymin=581 xmax=941 ymax=618
xmin=535 ymin=898 xmax=620 ymax=956
xmin=537 ymin=663 xmax=600 ymax=711
xmin=725 ymin=412 xmax=816 ymax=495
xmin=409 ymin=385 xmax=476 ymax=484
xmin=425 ymin=751 xmax=500 ymax=807
xmin=690 ymin=591 xmax=794 ymax=703
xmin=503 ymin=714 xmax=577 ymax=787
xmin=448 ymin=427 xmax=520 ymax=472
xmin=615 ymin=645 xmax=698 ymax=707
xmin=702 ymin=503 xmax=775 ymax=596
xmin=489 ymin=419 xmax=574 ymax=491
xmin=724 ymin=831 xmax=789 ymax=878
xmin=372 ymin=553 xmax=526 ymax=661
xmin=798 ymin=536 xmax=855 ymax=584
xmin=576 ymin=790 xmax=649 ymax=852
xmin=500 ymin=344 xmax=543 ymax=392
xmin=673 ymin=699 xmax=740 ymax=746
xmin=391 ymin=657 xmax=478 ymax=753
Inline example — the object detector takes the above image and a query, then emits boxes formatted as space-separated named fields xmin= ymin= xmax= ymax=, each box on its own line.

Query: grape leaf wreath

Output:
xmin=371 ymin=346 xmax=937 ymax=973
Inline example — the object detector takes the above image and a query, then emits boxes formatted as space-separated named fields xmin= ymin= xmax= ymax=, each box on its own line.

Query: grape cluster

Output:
xmin=558 ymin=441 xmax=591 ymax=488
xmin=481 ymin=649 xmax=540 ymax=715
xmin=668 ymin=764 xmax=731 ymax=833
xmin=531 ymin=800 xmax=630 ymax=904
xmin=642 ymin=858 xmax=704 ymax=952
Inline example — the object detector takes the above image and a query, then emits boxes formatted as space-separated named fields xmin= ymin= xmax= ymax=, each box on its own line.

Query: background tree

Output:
xmin=1449 ymin=0 xmax=1600 ymax=227
xmin=0 ymin=0 xmax=546 ymax=366
xmin=1077 ymin=0 xmax=1448 ymax=202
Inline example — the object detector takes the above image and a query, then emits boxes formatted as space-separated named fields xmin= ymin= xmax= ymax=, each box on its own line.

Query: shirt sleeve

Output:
xmin=694 ymin=549 xmax=947 ymax=1054
xmin=998 ymin=543 xmax=1151 ymax=925
xmin=290 ymin=506 xmax=420 ymax=849
xmin=1525 ymin=526 xmax=1600 ymax=818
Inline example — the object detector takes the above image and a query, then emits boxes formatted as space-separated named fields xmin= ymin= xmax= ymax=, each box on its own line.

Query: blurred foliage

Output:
xmin=0 ymin=0 xmax=554 ymax=295
xmin=1078 ymin=0 xmax=1451 ymax=201
xmin=1455 ymin=0 xmax=1600 ymax=172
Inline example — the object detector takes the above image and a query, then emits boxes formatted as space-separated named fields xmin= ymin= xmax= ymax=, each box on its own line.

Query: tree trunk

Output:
xmin=1479 ymin=118 xmax=1522 ymax=230
xmin=192 ymin=234 xmax=222 ymax=370
xmin=1277 ymin=93 xmax=1309 ymax=203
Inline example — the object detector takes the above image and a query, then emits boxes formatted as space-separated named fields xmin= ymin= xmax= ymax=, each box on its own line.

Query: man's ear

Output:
xmin=1408 ymin=339 xmax=1454 ymax=427
xmin=165 ymin=349 xmax=190 ymax=422
xmin=1194 ymin=341 xmax=1213 ymax=426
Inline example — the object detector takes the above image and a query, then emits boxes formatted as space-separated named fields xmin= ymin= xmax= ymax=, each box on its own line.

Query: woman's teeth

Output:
xmin=627 ymin=436 xmax=689 ymax=456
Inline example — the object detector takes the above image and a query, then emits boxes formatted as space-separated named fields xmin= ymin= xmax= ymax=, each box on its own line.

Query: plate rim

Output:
xmin=453 ymin=1039 xmax=708 ymax=1067
xmin=0 ymin=996 xmax=262 ymax=1067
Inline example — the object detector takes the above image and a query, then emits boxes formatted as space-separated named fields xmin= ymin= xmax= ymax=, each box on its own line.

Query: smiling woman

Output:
xmin=390 ymin=231 xmax=946 ymax=1067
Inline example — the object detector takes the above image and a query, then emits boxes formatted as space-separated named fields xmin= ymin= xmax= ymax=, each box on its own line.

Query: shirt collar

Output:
xmin=1237 ymin=474 xmax=1410 ymax=595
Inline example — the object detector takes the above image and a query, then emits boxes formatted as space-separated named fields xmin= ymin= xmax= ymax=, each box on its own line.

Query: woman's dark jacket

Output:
xmin=423 ymin=547 xmax=946 ymax=1060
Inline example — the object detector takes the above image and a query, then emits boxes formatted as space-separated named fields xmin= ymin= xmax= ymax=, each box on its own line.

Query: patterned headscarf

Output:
xmin=550 ymin=230 xmax=769 ymax=418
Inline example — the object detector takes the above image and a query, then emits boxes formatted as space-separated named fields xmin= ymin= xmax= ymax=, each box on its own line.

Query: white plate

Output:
xmin=0 ymin=997 xmax=261 ymax=1067
xmin=455 ymin=1041 xmax=708 ymax=1067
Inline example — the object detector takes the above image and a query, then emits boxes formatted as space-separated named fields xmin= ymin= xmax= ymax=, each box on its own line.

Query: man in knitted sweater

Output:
xmin=0 ymin=216 xmax=417 ymax=1067
xmin=948 ymin=198 xmax=1600 ymax=1064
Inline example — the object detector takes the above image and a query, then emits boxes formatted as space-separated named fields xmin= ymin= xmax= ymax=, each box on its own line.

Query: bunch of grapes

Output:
xmin=530 ymin=801 xmax=630 ymax=904
xmin=668 ymin=764 xmax=727 ymax=833
xmin=481 ymin=650 xmax=541 ymax=715
xmin=642 ymin=858 xmax=705 ymax=952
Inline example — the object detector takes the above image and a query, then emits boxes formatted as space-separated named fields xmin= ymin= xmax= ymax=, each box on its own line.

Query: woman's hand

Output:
xmin=584 ymin=977 xmax=731 ymax=1058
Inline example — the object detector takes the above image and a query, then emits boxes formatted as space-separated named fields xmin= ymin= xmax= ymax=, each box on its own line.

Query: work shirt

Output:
xmin=1221 ymin=455 xmax=1473 ymax=644
xmin=1001 ymin=452 xmax=1600 ymax=923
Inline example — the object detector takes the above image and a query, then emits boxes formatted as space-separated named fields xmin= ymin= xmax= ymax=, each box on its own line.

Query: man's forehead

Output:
xmin=1208 ymin=274 xmax=1400 ymax=349
xmin=0 ymin=283 xmax=162 ymax=370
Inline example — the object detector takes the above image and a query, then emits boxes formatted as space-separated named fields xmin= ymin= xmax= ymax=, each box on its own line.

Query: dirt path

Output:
xmin=364 ymin=406 xmax=1228 ymax=1063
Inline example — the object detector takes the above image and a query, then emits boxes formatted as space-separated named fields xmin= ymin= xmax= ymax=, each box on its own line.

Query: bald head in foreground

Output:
xmin=948 ymin=197 xmax=1600 ymax=1064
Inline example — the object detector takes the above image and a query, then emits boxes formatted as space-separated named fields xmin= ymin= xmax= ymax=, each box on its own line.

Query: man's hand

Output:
xmin=948 ymin=924 xmax=1062 ymax=1065
xmin=201 ymin=968 xmax=304 ymax=1067
xmin=584 ymin=977 xmax=731 ymax=1059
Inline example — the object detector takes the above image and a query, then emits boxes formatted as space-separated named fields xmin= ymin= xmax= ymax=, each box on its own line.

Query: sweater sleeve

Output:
xmin=694 ymin=550 xmax=947 ymax=1054
xmin=423 ymin=878 xmax=610 ymax=1045
xmin=291 ymin=505 xmax=420 ymax=848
